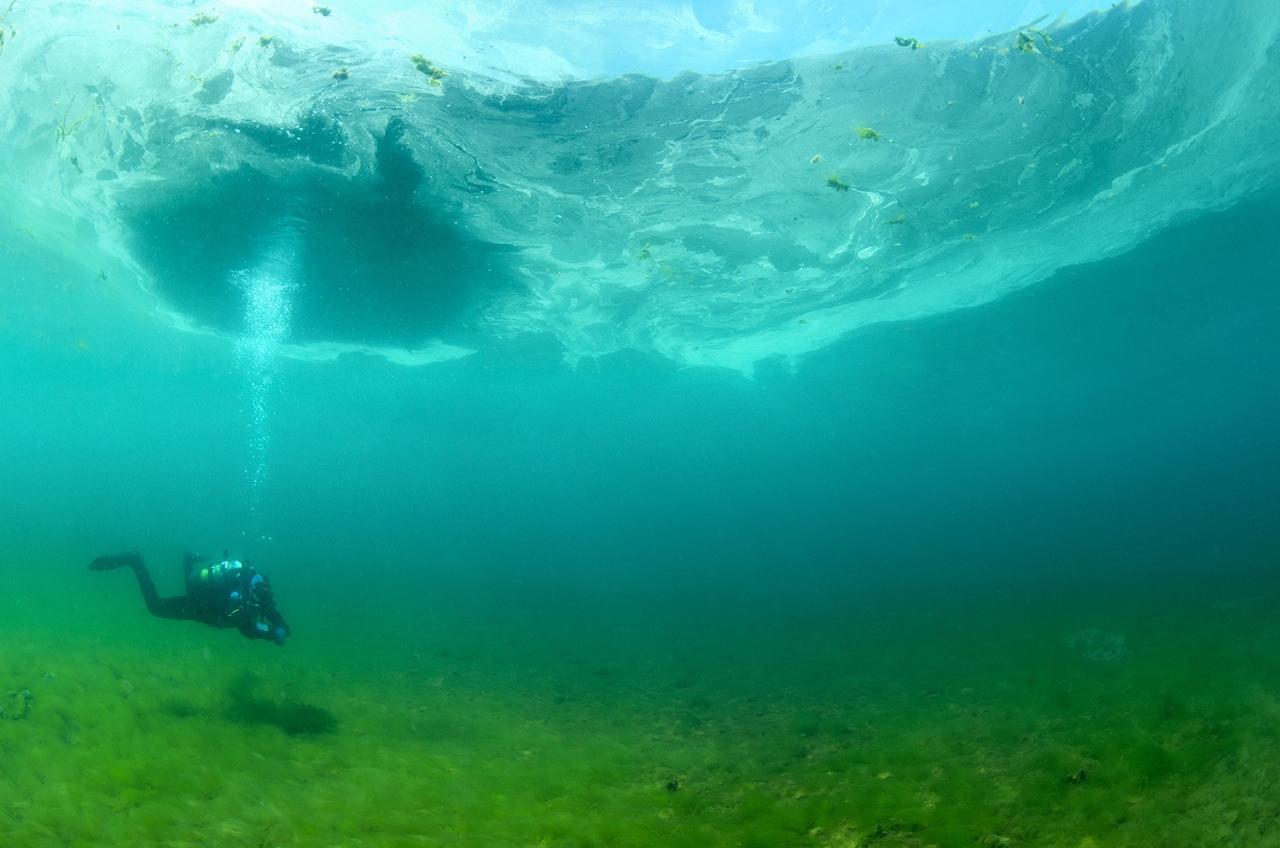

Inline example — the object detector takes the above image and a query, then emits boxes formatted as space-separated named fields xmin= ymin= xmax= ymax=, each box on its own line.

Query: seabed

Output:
xmin=3 ymin=564 xmax=1277 ymax=847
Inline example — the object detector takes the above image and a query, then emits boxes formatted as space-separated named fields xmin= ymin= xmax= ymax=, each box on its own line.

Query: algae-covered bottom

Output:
xmin=2 ymin=564 xmax=1277 ymax=847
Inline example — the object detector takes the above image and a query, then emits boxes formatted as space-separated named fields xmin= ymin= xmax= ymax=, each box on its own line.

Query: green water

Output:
xmin=3 ymin=0 xmax=1280 ymax=844
xmin=4 ymin=193 xmax=1280 ymax=845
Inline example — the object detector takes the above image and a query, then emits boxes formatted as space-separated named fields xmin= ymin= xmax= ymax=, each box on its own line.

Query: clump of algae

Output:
xmin=55 ymin=97 xmax=87 ymax=143
xmin=410 ymin=53 xmax=447 ymax=85
xmin=1016 ymin=27 xmax=1061 ymax=55
xmin=0 ymin=1 xmax=15 ymax=59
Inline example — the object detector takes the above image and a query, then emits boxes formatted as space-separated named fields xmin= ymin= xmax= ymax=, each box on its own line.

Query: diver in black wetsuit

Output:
xmin=90 ymin=551 xmax=290 ymax=645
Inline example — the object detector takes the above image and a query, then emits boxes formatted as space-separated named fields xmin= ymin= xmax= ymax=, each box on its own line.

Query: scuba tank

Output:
xmin=194 ymin=559 xmax=246 ymax=585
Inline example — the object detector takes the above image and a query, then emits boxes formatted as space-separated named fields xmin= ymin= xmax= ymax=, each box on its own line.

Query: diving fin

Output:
xmin=88 ymin=551 xmax=142 ymax=571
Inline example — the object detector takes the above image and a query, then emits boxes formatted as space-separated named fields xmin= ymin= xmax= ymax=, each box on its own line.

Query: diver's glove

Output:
xmin=273 ymin=627 xmax=288 ymax=646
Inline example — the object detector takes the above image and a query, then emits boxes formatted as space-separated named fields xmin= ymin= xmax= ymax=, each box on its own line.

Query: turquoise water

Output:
xmin=2 ymin=1 xmax=1279 ymax=845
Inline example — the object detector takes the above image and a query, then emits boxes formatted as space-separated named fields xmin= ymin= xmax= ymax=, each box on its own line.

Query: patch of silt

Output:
xmin=120 ymin=118 xmax=516 ymax=347
xmin=2 ymin=687 xmax=33 ymax=720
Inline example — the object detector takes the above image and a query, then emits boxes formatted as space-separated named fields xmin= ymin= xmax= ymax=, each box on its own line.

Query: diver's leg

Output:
xmin=89 ymin=551 xmax=193 ymax=620
xmin=134 ymin=560 xmax=195 ymax=619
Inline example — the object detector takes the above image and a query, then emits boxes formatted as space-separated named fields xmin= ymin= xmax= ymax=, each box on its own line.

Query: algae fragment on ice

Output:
xmin=410 ymin=54 xmax=447 ymax=86
xmin=1016 ymin=28 xmax=1060 ymax=55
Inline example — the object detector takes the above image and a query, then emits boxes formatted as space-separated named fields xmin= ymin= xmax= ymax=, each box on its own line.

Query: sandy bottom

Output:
xmin=2 ymin=562 xmax=1278 ymax=847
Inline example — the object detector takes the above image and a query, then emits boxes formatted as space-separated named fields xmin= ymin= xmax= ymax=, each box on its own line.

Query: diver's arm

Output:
xmin=241 ymin=621 xmax=288 ymax=646
xmin=262 ymin=603 xmax=288 ymax=633
xmin=257 ymin=606 xmax=290 ymax=644
xmin=239 ymin=620 xmax=276 ymax=641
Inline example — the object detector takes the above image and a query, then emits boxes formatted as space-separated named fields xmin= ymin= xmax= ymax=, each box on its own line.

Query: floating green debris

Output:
xmin=55 ymin=96 xmax=87 ymax=143
xmin=0 ymin=1 xmax=12 ymax=59
xmin=1016 ymin=28 xmax=1060 ymax=55
xmin=332 ymin=67 xmax=349 ymax=80
xmin=312 ymin=4 xmax=332 ymax=15
xmin=894 ymin=36 xmax=921 ymax=50
xmin=854 ymin=127 xmax=882 ymax=141
xmin=189 ymin=11 xmax=219 ymax=27
xmin=886 ymin=213 xmax=907 ymax=225
xmin=258 ymin=34 xmax=274 ymax=46
xmin=410 ymin=53 xmax=447 ymax=85
xmin=826 ymin=174 xmax=850 ymax=193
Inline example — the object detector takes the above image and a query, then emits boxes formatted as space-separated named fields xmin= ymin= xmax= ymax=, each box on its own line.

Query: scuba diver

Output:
xmin=89 ymin=550 xmax=290 ymax=645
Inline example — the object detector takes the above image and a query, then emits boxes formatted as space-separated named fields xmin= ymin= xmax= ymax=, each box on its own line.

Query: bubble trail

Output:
xmin=233 ymin=220 xmax=299 ymax=530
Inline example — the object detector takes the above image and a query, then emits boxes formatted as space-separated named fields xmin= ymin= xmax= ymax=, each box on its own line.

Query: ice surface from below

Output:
xmin=1 ymin=0 xmax=1277 ymax=373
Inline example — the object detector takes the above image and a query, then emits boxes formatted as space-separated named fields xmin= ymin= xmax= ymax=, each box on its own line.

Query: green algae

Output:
xmin=2 ymin=565 xmax=1278 ymax=846
xmin=0 ymin=2 xmax=13 ymax=60
xmin=410 ymin=53 xmax=447 ymax=86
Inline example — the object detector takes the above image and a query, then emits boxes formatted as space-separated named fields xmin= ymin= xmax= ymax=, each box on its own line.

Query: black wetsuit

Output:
xmin=91 ymin=551 xmax=290 ymax=643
